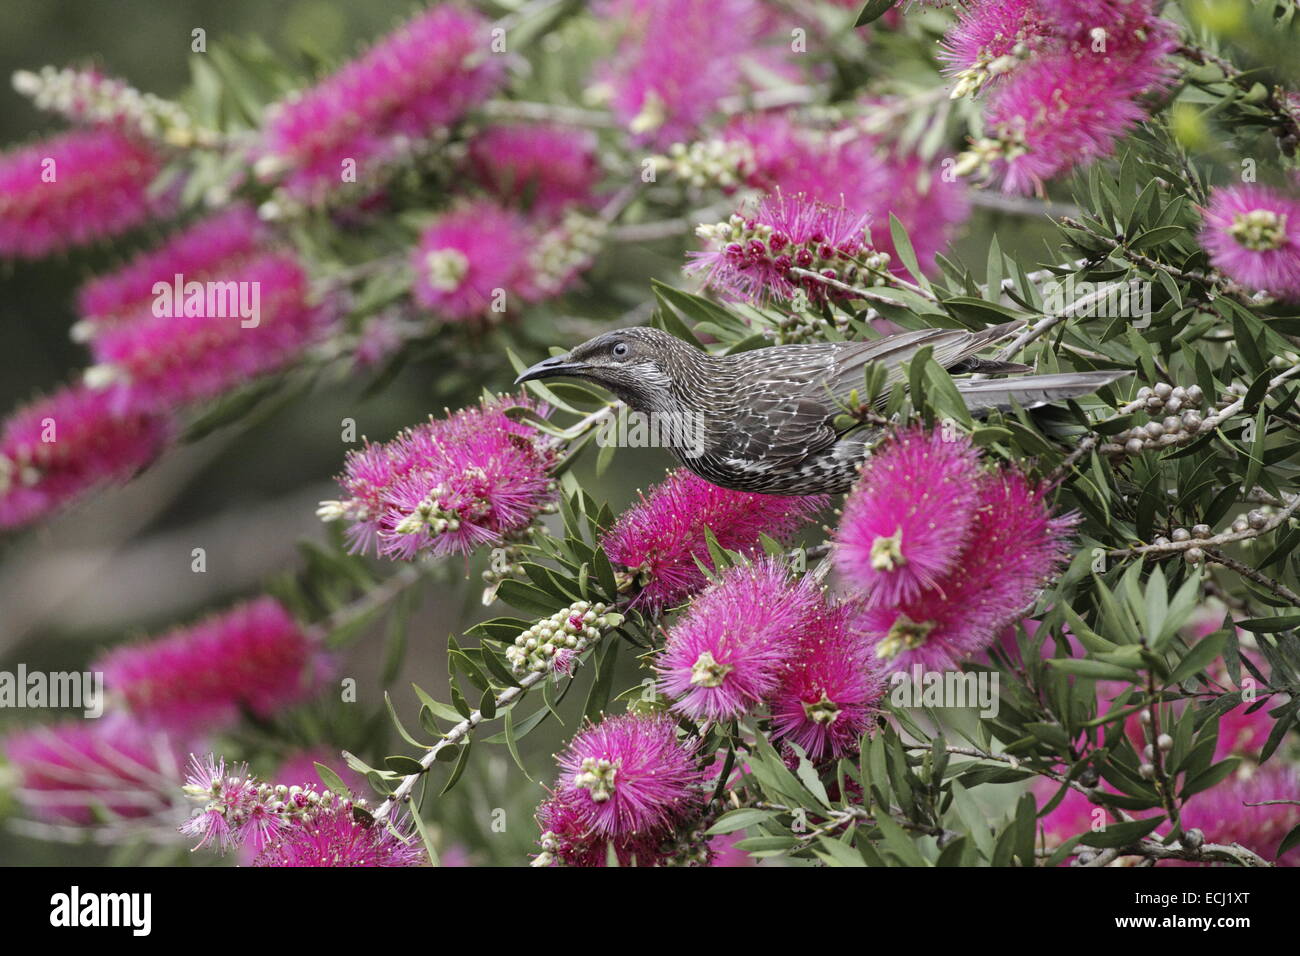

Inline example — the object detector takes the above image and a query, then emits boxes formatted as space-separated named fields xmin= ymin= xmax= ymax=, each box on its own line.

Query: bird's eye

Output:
xmin=612 ymin=342 xmax=629 ymax=358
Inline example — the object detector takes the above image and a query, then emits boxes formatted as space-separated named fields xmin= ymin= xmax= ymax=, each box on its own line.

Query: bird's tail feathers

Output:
xmin=955 ymin=369 xmax=1130 ymax=411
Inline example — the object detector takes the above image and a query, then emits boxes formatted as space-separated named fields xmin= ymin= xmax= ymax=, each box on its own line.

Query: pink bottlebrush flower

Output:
xmin=1200 ymin=185 xmax=1300 ymax=300
xmin=534 ymin=793 xmax=671 ymax=867
xmin=411 ymin=200 xmax=533 ymax=320
xmin=596 ymin=0 xmax=770 ymax=148
xmin=554 ymin=713 xmax=704 ymax=840
xmin=74 ymin=205 xmax=267 ymax=337
xmin=86 ymin=250 xmax=333 ymax=414
xmin=253 ymin=804 xmax=426 ymax=867
xmin=657 ymin=558 xmax=821 ymax=721
xmin=1176 ymin=766 xmax=1300 ymax=866
xmin=236 ymin=748 xmax=368 ymax=862
xmin=940 ymin=0 xmax=1042 ymax=84
xmin=834 ymin=426 xmax=984 ymax=609
xmin=688 ymin=192 xmax=884 ymax=305
xmin=257 ymin=4 xmax=504 ymax=205
xmin=769 ymin=601 xmax=885 ymax=761
xmin=325 ymin=394 xmax=557 ymax=559
xmin=0 ymin=126 xmax=170 ymax=259
xmin=3 ymin=715 xmax=182 ymax=826
xmin=964 ymin=0 xmax=1176 ymax=193
xmin=466 ymin=124 xmax=600 ymax=215
xmin=981 ymin=51 xmax=1148 ymax=194
xmin=179 ymin=754 xmax=265 ymax=852
xmin=851 ymin=468 xmax=1076 ymax=672
xmin=601 ymin=467 xmax=827 ymax=609
xmin=96 ymin=597 xmax=331 ymax=733
xmin=0 ymin=384 xmax=171 ymax=529
xmin=721 ymin=115 xmax=968 ymax=278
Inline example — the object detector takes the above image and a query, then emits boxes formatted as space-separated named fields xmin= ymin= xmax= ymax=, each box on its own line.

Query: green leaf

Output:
xmin=706 ymin=808 xmax=779 ymax=835
xmin=853 ymin=0 xmax=896 ymax=27
xmin=1079 ymin=815 xmax=1164 ymax=848
xmin=314 ymin=762 xmax=352 ymax=798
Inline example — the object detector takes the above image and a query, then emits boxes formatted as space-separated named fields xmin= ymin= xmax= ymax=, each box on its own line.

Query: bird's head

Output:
xmin=514 ymin=327 xmax=697 ymax=410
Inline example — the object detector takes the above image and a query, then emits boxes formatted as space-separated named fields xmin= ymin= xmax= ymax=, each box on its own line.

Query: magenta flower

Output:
xmin=3 ymin=715 xmax=181 ymax=826
xmin=769 ymin=602 xmax=884 ymax=761
xmin=96 ymin=597 xmax=331 ymax=733
xmin=411 ymin=200 xmax=533 ymax=320
xmin=834 ymin=426 xmax=984 ymax=609
xmin=554 ymin=713 xmax=703 ymax=840
xmin=1175 ymin=766 xmax=1300 ymax=866
xmin=466 ymin=124 xmax=600 ymax=215
xmin=257 ymin=4 xmax=503 ymax=205
xmin=939 ymin=0 xmax=1041 ymax=83
xmin=74 ymin=205 xmax=268 ymax=339
xmin=85 ymin=249 xmax=333 ymax=414
xmin=534 ymin=793 xmax=670 ymax=867
xmin=948 ymin=0 xmax=1176 ymax=193
xmin=688 ymin=192 xmax=884 ymax=305
xmin=657 ymin=558 xmax=820 ymax=721
xmin=178 ymin=754 xmax=264 ymax=852
xmin=0 ymin=384 xmax=171 ymax=529
xmin=601 ymin=467 xmax=826 ymax=609
xmin=723 ymin=113 xmax=969 ymax=277
xmin=253 ymin=805 xmax=426 ymax=867
xmin=596 ymin=0 xmax=770 ymax=148
xmin=325 ymin=394 xmax=558 ymax=559
xmin=1199 ymin=185 xmax=1300 ymax=300
xmin=851 ymin=468 xmax=1076 ymax=672
xmin=0 ymin=127 xmax=169 ymax=258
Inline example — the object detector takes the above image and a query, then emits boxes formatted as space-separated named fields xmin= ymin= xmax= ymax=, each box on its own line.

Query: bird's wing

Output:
xmin=702 ymin=323 xmax=1032 ymax=462
xmin=825 ymin=321 xmax=1020 ymax=405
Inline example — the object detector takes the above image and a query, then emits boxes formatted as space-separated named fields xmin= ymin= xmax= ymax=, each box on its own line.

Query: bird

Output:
xmin=514 ymin=323 xmax=1128 ymax=495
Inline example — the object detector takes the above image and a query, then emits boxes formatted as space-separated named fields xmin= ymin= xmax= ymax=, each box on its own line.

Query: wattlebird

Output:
xmin=515 ymin=323 xmax=1127 ymax=495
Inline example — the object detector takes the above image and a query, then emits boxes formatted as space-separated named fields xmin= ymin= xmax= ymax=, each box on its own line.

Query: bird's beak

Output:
xmin=514 ymin=353 xmax=587 ymax=385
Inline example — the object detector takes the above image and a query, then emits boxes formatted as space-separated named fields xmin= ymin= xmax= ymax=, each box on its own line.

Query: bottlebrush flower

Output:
xmin=553 ymin=713 xmax=704 ymax=840
xmin=256 ymin=4 xmax=504 ymax=205
xmin=466 ymin=124 xmax=600 ymax=215
xmin=769 ymin=601 xmax=884 ymax=761
xmin=0 ymin=126 xmax=169 ymax=258
xmin=534 ymin=794 xmax=671 ymax=867
xmin=723 ymin=114 xmax=969 ymax=278
xmin=688 ymin=192 xmax=888 ymax=305
xmin=3 ymin=715 xmax=181 ymax=825
xmin=939 ymin=0 xmax=1042 ymax=96
xmin=0 ymin=384 xmax=171 ymax=529
xmin=84 ymin=250 xmax=333 ymax=414
xmin=1199 ymin=185 xmax=1300 ymax=301
xmin=834 ymin=426 xmax=984 ymax=609
xmin=96 ymin=597 xmax=331 ymax=733
xmin=595 ymin=0 xmax=769 ymax=148
xmin=13 ymin=65 xmax=201 ymax=146
xmin=253 ymin=804 xmax=426 ymax=867
xmin=322 ymin=394 xmax=558 ymax=560
xmin=1175 ymin=765 xmax=1300 ymax=866
xmin=601 ymin=467 xmax=827 ymax=609
xmin=950 ymin=0 xmax=1176 ymax=193
xmin=851 ymin=468 xmax=1076 ymax=672
xmin=74 ymin=205 xmax=267 ymax=339
xmin=657 ymin=558 xmax=820 ymax=721
xmin=411 ymin=200 xmax=533 ymax=320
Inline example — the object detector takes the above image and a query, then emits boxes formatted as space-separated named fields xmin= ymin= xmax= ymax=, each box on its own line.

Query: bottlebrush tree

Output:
xmin=2 ymin=0 xmax=1299 ymax=869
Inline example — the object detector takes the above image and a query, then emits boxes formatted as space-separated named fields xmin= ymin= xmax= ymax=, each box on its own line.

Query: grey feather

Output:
xmin=955 ymin=370 xmax=1129 ymax=411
